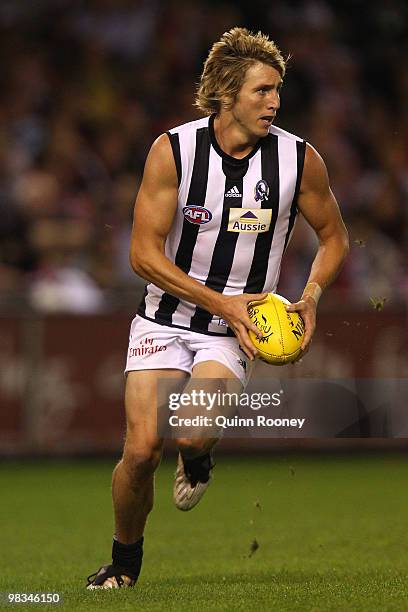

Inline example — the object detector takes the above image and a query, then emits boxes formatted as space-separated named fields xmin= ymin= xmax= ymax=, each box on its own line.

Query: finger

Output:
xmin=292 ymin=341 xmax=310 ymax=363
xmin=301 ymin=338 xmax=308 ymax=351
xmin=241 ymin=309 xmax=265 ymax=339
xmin=246 ymin=318 xmax=264 ymax=339
xmin=231 ymin=312 xmax=263 ymax=340
xmin=301 ymin=339 xmax=310 ymax=351
xmin=301 ymin=332 xmax=313 ymax=351
xmin=239 ymin=340 xmax=256 ymax=361
xmin=285 ymin=301 xmax=303 ymax=312
xmin=299 ymin=340 xmax=309 ymax=353
xmin=236 ymin=325 xmax=258 ymax=360
xmin=292 ymin=348 xmax=304 ymax=364
xmin=245 ymin=292 xmax=268 ymax=305
xmin=302 ymin=343 xmax=311 ymax=355
xmin=300 ymin=325 xmax=311 ymax=350
xmin=249 ymin=292 xmax=268 ymax=302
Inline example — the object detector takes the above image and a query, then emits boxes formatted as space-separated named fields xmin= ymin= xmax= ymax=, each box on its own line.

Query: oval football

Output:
xmin=248 ymin=293 xmax=305 ymax=365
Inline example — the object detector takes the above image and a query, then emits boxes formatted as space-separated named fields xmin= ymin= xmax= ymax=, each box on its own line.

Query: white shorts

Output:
xmin=125 ymin=315 xmax=252 ymax=386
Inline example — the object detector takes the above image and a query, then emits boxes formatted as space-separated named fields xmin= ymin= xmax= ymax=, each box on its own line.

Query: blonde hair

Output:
xmin=195 ymin=27 xmax=287 ymax=115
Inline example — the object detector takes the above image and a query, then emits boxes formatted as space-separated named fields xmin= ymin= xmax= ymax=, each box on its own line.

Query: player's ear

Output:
xmin=220 ymin=94 xmax=234 ymax=112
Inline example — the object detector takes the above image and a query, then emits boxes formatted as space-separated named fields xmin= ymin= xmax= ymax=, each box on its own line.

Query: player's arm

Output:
xmin=286 ymin=143 xmax=349 ymax=351
xmin=130 ymin=134 xmax=264 ymax=359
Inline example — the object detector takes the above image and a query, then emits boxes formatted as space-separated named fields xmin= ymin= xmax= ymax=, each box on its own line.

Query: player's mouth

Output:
xmin=259 ymin=115 xmax=275 ymax=128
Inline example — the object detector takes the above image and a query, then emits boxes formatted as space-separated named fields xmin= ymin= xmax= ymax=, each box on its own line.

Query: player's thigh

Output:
xmin=174 ymin=361 xmax=242 ymax=451
xmin=192 ymin=360 xmax=242 ymax=380
xmin=191 ymin=360 xmax=242 ymax=415
xmin=125 ymin=369 xmax=188 ymax=454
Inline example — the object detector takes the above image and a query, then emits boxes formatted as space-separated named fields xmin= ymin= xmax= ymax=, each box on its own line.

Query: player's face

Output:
xmin=230 ymin=62 xmax=282 ymax=139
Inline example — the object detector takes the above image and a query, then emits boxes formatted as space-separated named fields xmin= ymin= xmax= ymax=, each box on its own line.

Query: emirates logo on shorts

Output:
xmin=129 ymin=337 xmax=167 ymax=357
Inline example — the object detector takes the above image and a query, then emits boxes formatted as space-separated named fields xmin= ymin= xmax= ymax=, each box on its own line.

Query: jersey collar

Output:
xmin=208 ymin=114 xmax=263 ymax=166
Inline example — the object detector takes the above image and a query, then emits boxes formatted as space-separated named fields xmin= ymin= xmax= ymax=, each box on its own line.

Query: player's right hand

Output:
xmin=218 ymin=293 xmax=268 ymax=360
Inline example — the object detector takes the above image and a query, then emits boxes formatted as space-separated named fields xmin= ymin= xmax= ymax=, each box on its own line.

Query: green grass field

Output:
xmin=1 ymin=454 xmax=408 ymax=611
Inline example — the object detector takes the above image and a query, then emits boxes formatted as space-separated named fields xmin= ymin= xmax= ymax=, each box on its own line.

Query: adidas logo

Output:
xmin=225 ymin=186 xmax=241 ymax=198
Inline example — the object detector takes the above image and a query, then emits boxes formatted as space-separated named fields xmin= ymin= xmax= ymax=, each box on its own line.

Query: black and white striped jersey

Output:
xmin=137 ymin=114 xmax=306 ymax=336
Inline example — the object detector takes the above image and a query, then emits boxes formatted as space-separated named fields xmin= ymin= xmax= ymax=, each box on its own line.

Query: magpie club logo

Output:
xmin=254 ymin=179 xmax=270 ymax=202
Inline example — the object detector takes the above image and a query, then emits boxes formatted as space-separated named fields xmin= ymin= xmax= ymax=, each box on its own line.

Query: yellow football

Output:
xmin=247 ymin=293 xmax=305 ymax=365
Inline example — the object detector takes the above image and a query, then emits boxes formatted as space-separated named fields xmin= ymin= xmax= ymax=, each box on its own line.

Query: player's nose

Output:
xmin=267 ymin=90 xmax=280 ymax=111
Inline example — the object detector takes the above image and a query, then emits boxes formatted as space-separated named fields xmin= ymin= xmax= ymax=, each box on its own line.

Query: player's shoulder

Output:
xmin=146 ymin=117 xmax=209 ymax=181
xmin=167 ymin=116 xmax=209 ymax=136
xmin=268 ymin=124 xmax=304 ymax=143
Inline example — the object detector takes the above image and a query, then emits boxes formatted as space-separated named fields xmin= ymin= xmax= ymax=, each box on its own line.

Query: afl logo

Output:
xmin=254 ymin=179 xmax=270 ymax=202
xmin=183 ymin=205 xmax=212 ymax=225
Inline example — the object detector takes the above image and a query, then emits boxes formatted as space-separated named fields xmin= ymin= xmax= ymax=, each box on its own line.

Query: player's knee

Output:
xmin=122 ymin=447 xmax=161 ymax=484
xmin=176 ymin=438 xmax=209 ymax=459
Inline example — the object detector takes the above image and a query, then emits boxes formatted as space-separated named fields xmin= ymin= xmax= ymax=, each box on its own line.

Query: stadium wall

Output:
xmin=0 ymin=307 xmax=407 ymax=456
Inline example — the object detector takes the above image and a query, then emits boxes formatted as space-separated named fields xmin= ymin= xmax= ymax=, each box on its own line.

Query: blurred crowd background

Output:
xmin=1 ymin=0 xmax=407 ymax=314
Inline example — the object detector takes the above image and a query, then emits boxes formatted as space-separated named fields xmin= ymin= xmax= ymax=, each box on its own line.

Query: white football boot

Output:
xmin=173 ymin=452 xmax=214 ymax=511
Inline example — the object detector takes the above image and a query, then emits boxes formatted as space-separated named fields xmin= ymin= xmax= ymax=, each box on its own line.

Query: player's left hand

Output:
xmin=285 ymin=296 xmax=317 ymax=361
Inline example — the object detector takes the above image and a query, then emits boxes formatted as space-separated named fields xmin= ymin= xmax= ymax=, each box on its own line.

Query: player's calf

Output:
xmin=176 ymin=437 xmax=216 ymax=459
xmin=121 ymin=445 xmax=161 ymax=491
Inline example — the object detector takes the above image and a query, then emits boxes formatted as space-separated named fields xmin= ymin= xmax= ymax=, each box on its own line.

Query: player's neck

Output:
xmin=213 ymin=114 xmax=259 ymax=159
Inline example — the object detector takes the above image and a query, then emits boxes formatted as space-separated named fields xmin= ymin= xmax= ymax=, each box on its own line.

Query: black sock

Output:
xmin=112 ymin=536 xmax=144 ymax=580
xmin=181 ymin=453 xmax=212 ymax=486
